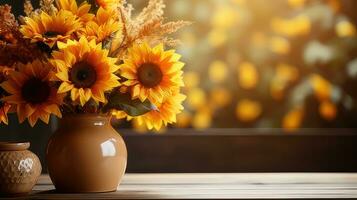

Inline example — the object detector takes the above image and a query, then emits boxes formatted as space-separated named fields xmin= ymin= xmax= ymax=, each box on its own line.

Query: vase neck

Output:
xmin=0 ymin=142 xmax=30 ymax=151
xmin=59 ymin=114 xmax=111 ymax=128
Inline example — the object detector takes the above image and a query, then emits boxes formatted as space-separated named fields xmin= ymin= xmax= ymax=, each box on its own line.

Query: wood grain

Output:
xmin=3 ymin=173 xmax=357 ymax=199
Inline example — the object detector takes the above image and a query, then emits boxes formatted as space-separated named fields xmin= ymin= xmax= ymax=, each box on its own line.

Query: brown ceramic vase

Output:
xmin=46 ymin=114 xmax=127 ymax=193
xmin=0 ymin=142 xmax=42 ymax=196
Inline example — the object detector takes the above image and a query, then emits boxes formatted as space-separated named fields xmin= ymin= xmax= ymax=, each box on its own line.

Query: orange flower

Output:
xmin=82 ymin=7 xmax=122 ymax=43
xmin=1 ymin=60 xmax=63 ymax=127
xmin=20 ymin=10 xmax=82 ymax=47
xmin=52 ymin=37 xmax=120 ymax=106
xmin=136 ymin=92 xmax=186 ymax=130
xmin=120 ymin=43 xmax=184 ymax=104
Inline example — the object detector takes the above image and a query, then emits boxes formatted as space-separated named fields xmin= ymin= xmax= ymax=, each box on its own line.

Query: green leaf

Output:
xmin=103 ymin=92 xmax=157 ymax=116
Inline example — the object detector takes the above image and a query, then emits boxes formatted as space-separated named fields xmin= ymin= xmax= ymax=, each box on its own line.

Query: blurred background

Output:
xmin=110 ymin=0 xmax=357 ymax=133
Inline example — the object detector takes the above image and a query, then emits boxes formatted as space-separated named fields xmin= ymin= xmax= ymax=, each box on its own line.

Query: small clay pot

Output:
xmin=0 ymin=142 xmax=42 ymax=196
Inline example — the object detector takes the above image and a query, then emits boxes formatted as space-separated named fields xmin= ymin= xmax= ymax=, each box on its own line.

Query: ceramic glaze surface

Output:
xmin=46 ymin=115 xmax=127 ymax=193
xmin=0 ymin=142 xmax=42 ymax=195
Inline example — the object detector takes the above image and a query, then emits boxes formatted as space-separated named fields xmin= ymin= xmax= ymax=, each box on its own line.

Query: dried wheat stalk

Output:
xmin=39 ymin=0 xmax=57 ymax=15
xmin=112 ymin=0 xmax=191 ymax=58
xmin=24 ymin=0 xmax=34 ymax=17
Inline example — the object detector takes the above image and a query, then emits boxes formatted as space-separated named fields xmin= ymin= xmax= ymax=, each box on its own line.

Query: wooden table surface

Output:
xmin=4 ymin=173 xmax=357 ymax=199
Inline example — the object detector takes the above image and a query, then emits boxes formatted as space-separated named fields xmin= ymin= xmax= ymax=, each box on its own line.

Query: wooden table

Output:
xmin=4 ymin=173 xmax=357 ymax=199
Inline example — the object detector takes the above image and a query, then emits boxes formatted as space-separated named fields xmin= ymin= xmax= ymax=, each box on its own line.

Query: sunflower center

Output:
xmin=21 ymin=78 xmax=51 ymax=105
xmin=137 ymin=63 xmax=163 ymax=88
xmin=44 ymin=31 xmax=61 ymax=38
xmin=70 ymin=61 xmax=97 ymax=88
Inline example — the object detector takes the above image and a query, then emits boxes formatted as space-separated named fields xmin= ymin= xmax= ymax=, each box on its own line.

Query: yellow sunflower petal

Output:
xmin=92 ymin=90 xmax=106 ymax=103
xmin=11 ymin=71 xmax=28 ymax=87
xmin=28 ymin=113 xmax=39 ymax=127
xmin=38 ymin=111 xmax=51 ymax=124
xmin=44 ymin=104 xmax=62 ymax=118
xmin=56 ymin=71 xmax=69 ymax=81
xmin=132 ymin=84 xmax=141 ymax=99
xmin=78 ymin=88 xmax=87 ymax=106
xmin=71 ymin=87 xmax=79 ymax=101
xmin=58 ymin=82 xmax=74 ymax=93
xmin=84 ymin=88 xmax=92 ymax=102
xmin=0 ymin=104 xmax=11 ymax=125
xmin=1 ymin=81 xmax=20 ymax=94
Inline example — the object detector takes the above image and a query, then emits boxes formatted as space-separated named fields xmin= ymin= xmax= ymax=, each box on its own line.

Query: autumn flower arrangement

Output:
xmin=0 ymin=0 xmax=189 ymax=130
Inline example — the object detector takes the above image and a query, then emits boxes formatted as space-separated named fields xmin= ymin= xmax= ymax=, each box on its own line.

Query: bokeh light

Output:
xmin=126 ymin=0 xmax=357 ymax=133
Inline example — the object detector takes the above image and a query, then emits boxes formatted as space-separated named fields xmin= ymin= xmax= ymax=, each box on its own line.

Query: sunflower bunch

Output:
xmin=0 ymin=0 xmax=189 ymax=129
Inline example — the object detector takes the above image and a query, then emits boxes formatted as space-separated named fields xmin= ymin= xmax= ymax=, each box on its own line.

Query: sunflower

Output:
xmin=120 ymin=43 xmax=184 ymax=104
xmin=82 ymin=7 xmax=122 ymax=43
xmin=20 ymin=10 xmax=82 ymax=48
xmin=95 ymin=0 xmax=121 ymax=10
xmin=56 ymin=0 xmax=94 ymax=23
xmin=52 ymin=37 xmax=120 ymax=106
xmin=1 ymin=60 xmax=63 ymax=127
xmin=135 ymin=92 xmax=186 ymax=130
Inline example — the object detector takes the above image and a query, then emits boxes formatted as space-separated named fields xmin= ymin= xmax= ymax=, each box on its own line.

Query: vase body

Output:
xmin=46 ymin=114 xmax=127 ymax=193
xmin=0 ymin=142 xmax=42 ymax=196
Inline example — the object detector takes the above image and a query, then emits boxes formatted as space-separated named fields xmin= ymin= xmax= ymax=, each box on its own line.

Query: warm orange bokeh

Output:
xmin=128 ymin=0 xmax=357 ymax=132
